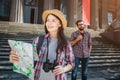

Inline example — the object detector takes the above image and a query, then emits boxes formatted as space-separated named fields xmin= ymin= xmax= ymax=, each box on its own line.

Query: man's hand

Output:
xmin=70 ymin=35 xmax=83 ymax=46
xmin=76 ymin=35 xmax=83 ymax=42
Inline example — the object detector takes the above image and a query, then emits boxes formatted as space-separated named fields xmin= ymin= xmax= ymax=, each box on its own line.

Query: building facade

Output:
xmin=91 ymin=0 xmax=120 ymax=30
xmin=0 ymin=0 xmax=120 ymax=30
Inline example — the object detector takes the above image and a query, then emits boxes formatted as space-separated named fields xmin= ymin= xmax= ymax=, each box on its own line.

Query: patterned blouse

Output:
xmin=33 ymin=34 xmax=74 ymax=80
xmin=70 ymin=30 xmax=92 ymax=58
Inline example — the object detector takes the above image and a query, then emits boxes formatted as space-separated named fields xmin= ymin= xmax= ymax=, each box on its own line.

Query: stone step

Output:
xmin=0 ymin=39 xmax=34 ymax=42
xmin=92 ymin=52 xmax=120 ymax=55
xmin=92 ymin=42 xmax=115 ymax=45
xmin=89 ymin=59 xmax=120 ymax=63
xmin=0 ymin=38 xmax=114 ymax=44
xmin=0 ymin=55 xmax=119 ymax=64
xmin=0 ymin=62 xmax=120 ymax=71
xmin=91 ymin=50 xmax=120 ymax=53
xmin=1 ymin=46 xmax=117 ymax=51
xmin=90 ymin=56 xmax=120 ymax=59
xmin=0 ymin=71 xmax=30 ymax=80
xmin=1 ymin=52 xmax=118 ymax=59
xmin=92 ymin=48 xmax=120 ymax=51
xmin=92 ymin=47 xmax=120 ymax=49
xmin=2 ymin=43 xmax=119 ymax=50
xmin=92 ymin=44 xmax=118 ymax=47
xmin=0 ymin=66 xmax=13 ymax=71
xmin=0 ymin=56 xmax=9 ymax=61
xmin=0 ymin=40 xmax=32 ymax=44
xmin=87 ymin=62 xmax=120 ymax=68
xmin=91 ymin=53 xmax=120 ymax=56
xmin=0 ymin=45 xmax=10 ymax=48
xmin=0 ymin=33 xmax=39 ymax=36
xmin=0 ymin=52 xmax=9 ymax=56
xmin=0 ymin=37 xmax=35 ymax=40
xmin=0 ymin=49 xmax=10 ymax=52
xmin=0 ymin=61 xmax=12 ymax=66
xmin=93 ymin=40 xmax=113 ymax=43
xmin=1 ymin=49 xmax=120 ymax=54
xmin=1 ymin=55 xmax=119 ymax=61
xmin=92 ymin=46 xmax=118 ymax=48
xmin=1 ymin=60 xmax=119 ymax=71
xmin=0 ymin=37 xmax=34 ymax=40
xmin=0 ymin=39 xmax=33 ymax=43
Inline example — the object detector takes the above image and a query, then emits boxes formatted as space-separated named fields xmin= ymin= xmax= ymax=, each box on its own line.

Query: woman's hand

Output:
xmin=9 ymin=50 xmax=19 ymax=63
xmin=53 ymin=66 xmax=65 ymax=75
xmin=53 ymin=64 xmax=72 ymax=75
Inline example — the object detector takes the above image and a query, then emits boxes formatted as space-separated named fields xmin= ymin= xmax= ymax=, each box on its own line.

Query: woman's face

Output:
xmin=45 ymin=14 xmax=61 ymax=33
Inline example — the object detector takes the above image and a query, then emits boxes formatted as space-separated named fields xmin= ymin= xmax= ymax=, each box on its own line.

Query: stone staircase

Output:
xmin=89 ymin=37 xmax=120 ymax=68
xmin=0 ymin=32 xmax=120 ymax=80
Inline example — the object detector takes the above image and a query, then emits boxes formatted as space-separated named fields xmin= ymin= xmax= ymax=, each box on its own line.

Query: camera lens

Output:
xmin=43 ymin=62 xmax=50 ymax=72
xmin=43 ymin=60 xmax=58 ymax=72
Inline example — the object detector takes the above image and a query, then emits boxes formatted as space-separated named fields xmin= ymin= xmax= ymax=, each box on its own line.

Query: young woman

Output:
xmin=9 ymin=9 xmax=74 ymax=80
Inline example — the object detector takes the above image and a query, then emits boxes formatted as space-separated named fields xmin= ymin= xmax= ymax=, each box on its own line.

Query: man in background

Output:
xmin=70 ymin=20 xmax=92 ymax=80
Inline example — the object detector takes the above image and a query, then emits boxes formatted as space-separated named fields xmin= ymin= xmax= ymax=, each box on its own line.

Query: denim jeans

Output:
xmin=71 ymin=57 xmax=89 ymax=80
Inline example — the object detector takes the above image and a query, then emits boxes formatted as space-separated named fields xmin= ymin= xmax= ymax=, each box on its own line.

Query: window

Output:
xmin=108 ymin=12 xmax=113 ymax=25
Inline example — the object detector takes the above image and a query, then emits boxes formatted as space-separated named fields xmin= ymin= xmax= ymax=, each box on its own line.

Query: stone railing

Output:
xmin=0 ymin=21 xmax=102 ymax=38
xmin=0 ymin=21 xmax=44 ymax=34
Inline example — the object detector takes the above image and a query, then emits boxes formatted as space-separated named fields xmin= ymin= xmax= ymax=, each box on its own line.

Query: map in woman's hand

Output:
xmin=8 ymin=40 xmax=34 ymax=80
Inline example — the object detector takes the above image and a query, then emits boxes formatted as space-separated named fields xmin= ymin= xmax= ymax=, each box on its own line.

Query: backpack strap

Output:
xmin=34 ymin=35 xmax=44 ymax=67
xmin=36 ymin=35 xmax=45 ymax=54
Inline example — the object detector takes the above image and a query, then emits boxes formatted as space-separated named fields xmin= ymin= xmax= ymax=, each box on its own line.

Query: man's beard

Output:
xmin=79 ymin=28 xmax=84 ymax=31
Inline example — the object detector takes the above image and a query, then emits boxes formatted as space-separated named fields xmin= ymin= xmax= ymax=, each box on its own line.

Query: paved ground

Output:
xmin=0 ymin=68 xmax=120 ymax=80
xmin=68 ymin=68 xmax=120 ymax=80
xmin=67 ymin=68 xmax=116 ymax=80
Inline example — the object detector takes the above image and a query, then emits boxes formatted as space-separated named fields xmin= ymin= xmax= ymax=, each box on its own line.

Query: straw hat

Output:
xmin=42 ymin=9 xmax=67 ymax=29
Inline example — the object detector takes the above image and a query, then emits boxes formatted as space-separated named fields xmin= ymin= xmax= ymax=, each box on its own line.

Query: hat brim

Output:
xmin=42 ymin=9 xmax=67 ymax=29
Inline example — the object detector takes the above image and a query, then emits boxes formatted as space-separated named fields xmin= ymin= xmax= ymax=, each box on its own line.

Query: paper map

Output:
xmin=8 ymin=40 xmax=34 ymax=80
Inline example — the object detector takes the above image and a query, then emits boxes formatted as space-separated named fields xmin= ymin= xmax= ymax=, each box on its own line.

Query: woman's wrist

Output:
xmin=63 ymin=64 xmax=72 ymax=73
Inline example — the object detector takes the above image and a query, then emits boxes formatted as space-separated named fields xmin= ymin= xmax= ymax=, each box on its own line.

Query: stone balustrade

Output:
xmin=0 ymin=21 xmax=103 ymax=38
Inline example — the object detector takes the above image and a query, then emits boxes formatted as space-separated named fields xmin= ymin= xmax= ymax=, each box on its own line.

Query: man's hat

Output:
xmin=42 ymin=9 xmax=67 ymax=29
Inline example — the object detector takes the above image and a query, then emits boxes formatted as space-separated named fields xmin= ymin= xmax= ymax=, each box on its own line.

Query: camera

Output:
xmin=43 ymin=59 xmax=58 ymax=72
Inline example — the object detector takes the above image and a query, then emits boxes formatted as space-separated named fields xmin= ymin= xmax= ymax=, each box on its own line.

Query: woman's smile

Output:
xmin=48 ymin=26 xmax=53 ymax=29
